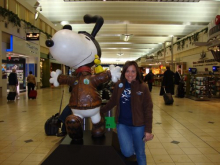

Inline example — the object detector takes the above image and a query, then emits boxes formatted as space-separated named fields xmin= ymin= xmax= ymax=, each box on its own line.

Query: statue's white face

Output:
xmin=49 ymin=29 xmax=97 ymax=69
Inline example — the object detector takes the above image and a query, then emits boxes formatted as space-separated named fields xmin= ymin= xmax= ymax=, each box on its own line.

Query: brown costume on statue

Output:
xmin=57 ymin=66 xmax=111 ymax=140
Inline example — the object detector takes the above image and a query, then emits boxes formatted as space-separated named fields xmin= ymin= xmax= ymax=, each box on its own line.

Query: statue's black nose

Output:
xmin=45 ymin=39 xmax=54 ymax=47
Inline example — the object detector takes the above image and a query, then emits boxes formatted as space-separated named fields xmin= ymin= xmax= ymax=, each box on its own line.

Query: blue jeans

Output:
xmin=58 ymin=105 xmax=72 ymax=132
xmin=117 ymin=124 xmax=146 ymax=165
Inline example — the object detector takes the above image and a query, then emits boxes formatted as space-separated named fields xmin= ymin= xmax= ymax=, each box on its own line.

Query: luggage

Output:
xmin=7 ymin=92 xmax=16 ymax=101
xmin=44 ymin=90 xmax=64 ymax=136
xmin=29 ymin=90 xmax=37 ymax=99
xmin=45 ymin=113 xmax=60 ymax=136
xmin=163 ymin=88 xmax=174 ymax=105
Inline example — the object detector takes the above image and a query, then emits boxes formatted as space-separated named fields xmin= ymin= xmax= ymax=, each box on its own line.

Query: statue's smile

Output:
xmin=73 ymin=52 xmax=92 ymax=68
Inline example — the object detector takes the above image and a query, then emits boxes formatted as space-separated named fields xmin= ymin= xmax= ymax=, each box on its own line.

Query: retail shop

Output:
xmin=1 ymin=32 xmax=40 ymax=95
xmin=179 ymin=51 xmax=220 ymax=100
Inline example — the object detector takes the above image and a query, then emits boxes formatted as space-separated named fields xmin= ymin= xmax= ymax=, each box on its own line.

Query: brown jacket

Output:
xmin=27 ymin=74 xmax=36 ymax=84
xmin=58 ymin=71 xmax=111 ymax=109
xmin=101 ymin=80 xmax=153 ymax=133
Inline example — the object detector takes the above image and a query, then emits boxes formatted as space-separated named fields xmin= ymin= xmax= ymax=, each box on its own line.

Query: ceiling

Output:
xmin=25 ymin=0 xmax=220 ymax=64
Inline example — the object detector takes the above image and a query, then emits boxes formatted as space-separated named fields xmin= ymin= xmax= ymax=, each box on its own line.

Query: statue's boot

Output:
xmin=65 ymin=115 xmax=83 ymax=141
xmin=91 ymin=113 xmax=105 ymax=137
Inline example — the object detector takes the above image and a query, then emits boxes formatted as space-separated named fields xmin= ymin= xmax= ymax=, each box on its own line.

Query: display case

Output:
xmin=188 ymin=75 xmax=211 ymax=101
xmin=209 ymin=76 xmax=220 ymax=98
xmin=181 ymin=74 xmax=187 ymax=95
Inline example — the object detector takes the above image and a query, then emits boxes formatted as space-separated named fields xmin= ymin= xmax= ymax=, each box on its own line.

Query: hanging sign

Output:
xmin=26 ymin=33 xmax=40 ymax=41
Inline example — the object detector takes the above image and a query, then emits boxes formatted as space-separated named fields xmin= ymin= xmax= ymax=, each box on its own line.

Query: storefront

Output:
xmin=2 ymin=57 xmax=26 ymax=93
xmin=1 ymin=34 xmax=40 ymax=95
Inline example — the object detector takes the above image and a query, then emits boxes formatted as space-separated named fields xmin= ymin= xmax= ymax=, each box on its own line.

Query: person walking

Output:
xmin=101 ymin=61 xmax=154 ymax=165
xmin=144 ymin=70 xmax=154 ymax=92
xmin=27 ymin=71 xmax=36 ymax=98
xmin=174 ymin=69 xmax=181 ymax=97
xmin=8 ymin=68 xmax=19 ymax=99
xmin=160 ymin=66 xmax=175 ymax=96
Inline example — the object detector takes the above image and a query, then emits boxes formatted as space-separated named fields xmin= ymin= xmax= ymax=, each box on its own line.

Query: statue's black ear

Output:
xmin=63 ymin=25 xmax=72 ymax=30
xmin=84 ymin=14 xmax=104 ymax=38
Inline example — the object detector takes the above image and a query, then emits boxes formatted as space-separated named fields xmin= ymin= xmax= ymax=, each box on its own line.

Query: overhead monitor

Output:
xmin=212 ymin=66 xmax=219 ymax=72
xmin=188 ymin=68 xmax=197 ymax=74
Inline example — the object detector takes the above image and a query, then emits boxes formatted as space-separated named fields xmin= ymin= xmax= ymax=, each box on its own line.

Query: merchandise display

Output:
xmin=186 ymin=73 xmax=220 ymax=100
xmin=209 ymin=76 xmax=220 ymax=97
xmin=189 ymin=75 xmax=210 ymax=100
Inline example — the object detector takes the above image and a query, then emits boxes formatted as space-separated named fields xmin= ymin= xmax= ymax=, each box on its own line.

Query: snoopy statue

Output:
xmin=45 ymin=14 xmax=121 ymax=141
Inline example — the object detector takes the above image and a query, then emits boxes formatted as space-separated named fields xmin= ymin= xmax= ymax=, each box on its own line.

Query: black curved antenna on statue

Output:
xmin=84 ymin=14 xmax=104 ymax=38
xmin=63 ymin=25 xmax=72 ymax=30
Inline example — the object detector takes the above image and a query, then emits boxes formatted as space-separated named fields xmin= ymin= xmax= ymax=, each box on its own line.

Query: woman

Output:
xmin=8 ymin=68 xmax=19 ymax=99
xmin=27 ymin=71 xmax=36 ymax=97
xmin=101 ymin=61 xmax=153 ymax=165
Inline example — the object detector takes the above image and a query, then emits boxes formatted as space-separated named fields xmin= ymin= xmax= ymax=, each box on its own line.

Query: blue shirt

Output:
xmin=118 ymin=81 xmax=133 ymax=126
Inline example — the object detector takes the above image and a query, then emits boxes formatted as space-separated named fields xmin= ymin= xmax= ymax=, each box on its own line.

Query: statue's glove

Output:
xmin=109 ymin=65 xmax=121 ymax=83
xmin=49 ymin=69 xmax=62 ymax=87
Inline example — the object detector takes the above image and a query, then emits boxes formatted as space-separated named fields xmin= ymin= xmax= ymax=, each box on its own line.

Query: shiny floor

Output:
xmin=0 ymin=86 xmax=220 ymax=165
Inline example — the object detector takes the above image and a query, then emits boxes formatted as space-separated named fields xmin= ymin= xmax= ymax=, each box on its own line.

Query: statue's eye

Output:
xmin=85 ymin=37 xmax=90 ymax=41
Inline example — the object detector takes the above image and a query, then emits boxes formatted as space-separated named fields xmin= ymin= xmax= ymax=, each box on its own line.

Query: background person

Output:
xmin=144 ymin=70 xmax=154 ymax=92
xmin=101 ymin=61 xmax=153 ymax=165
xmin=27 ymin=71 xmax=36 ymax=97
xmin=8 ymin=69 xmax=19 ymax=99
xmin=160 ymin=66 xmax=175 ymax=95
xmin=174 ymin=69 xmax=181 ymax=97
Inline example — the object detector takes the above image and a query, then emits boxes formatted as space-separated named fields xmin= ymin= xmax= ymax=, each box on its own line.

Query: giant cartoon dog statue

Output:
xmin=45 ymin=14 xmax=121 ymax=141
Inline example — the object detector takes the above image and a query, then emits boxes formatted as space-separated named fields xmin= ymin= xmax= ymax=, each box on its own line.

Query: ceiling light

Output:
xmin=117 ymin=53 xmax=124 ymax=56
xmin=64 ymin=0 xmax=199 ymax=1
xmin=34 ymin=11 xmax=39 ymax=20
xmin=120 ymin=24 xmax=133 ymax=42
xmin=60 ymin=21 xmax=70 ymax=26
xmin=124 ymin=35 xmax=131 ymax=42
xmin=120 ymin=34 xmax=133 ymax=42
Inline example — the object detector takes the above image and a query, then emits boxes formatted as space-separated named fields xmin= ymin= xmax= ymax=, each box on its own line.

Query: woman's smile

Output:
xmin=125 ymin=65 xmax=136 ymax=83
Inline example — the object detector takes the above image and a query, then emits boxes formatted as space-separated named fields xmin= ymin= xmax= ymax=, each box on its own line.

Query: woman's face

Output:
xmin=125 ymin=65 xmax=137 ymax=83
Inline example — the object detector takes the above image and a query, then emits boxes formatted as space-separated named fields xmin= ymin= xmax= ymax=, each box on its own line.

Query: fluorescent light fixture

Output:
xmin=120 ymin=24 xmax=133 ymax=42
xmin=117 ymin=53 xmax=124 ymax=56
xmin=120 ymin=34 xmax=133 ymax=42
xmin=60 ymin=21 xmax=70 ymax=26
xmin=101 ymin=58 xmax=136 ymax=64
xmin=34 ymin=11 xmax=39 ymax=20
xmin=100 ymin=42 xmax=132 ymax=44
xmin=64 ymin=0 xmax=199 ymax=1
xmin=124 ymin=35 xmax=130 ymax=42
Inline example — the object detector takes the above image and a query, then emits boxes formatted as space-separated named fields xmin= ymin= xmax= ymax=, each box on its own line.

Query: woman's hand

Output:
xmin=143 ymin=132 xmax=154 ymax=142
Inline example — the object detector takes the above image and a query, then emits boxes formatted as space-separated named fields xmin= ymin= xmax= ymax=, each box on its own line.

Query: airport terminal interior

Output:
xmin=0 ymin=86 xmax=219 ymax=165
xmin=1 ymin=0 xmax=220 ymax=164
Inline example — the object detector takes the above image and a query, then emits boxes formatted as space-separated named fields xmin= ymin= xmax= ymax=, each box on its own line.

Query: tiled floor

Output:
xmin=0 ymin=86 xmax=220 ymax=165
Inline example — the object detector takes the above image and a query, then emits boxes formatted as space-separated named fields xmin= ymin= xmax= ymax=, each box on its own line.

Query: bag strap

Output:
xmin=58 ymin=90 xmax=64 ymax=115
